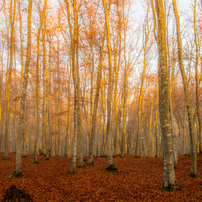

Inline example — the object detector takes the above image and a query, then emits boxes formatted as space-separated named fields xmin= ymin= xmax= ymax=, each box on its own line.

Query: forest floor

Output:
xmin=0 ymin=153 xmax=202 ymax=201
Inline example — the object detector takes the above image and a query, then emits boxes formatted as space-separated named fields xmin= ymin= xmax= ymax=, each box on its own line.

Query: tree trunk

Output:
xmin=33 ymin=0 xmax=47 ymax=163
xmin=155 ymin=0 xmax=177 ymax=190
xmin=3 ymin=0 xmax=16 ymax=160
xmin=64 ymin=70 xmax=71 ymax=157
xmin=11 ymin=0 xmax=32 ymax=178
xmin=194 ymin=0 xmax=202 ymax=153
xmin=135 ymin=17 xmax=148 ymax=157
xmin=67 ymin=0 xmax=79 ymax=174
xmin=87 ymin=31 xmax=105 ymax=165
xmin=103 ymin=0 xmax=116 ymax=171
xmin=172 ymin=0 xmax=197 ymax=177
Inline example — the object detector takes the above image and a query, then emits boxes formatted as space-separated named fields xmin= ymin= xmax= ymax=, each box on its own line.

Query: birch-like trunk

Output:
xmin=67 ymin=0 xmax=79 ymax=174
xmin=103 ymin=0 xmax=116 ymax=171
xmin=11 ymin=0 xmax=32 ymax=178
xmin=155 ymin=0 xmax=177 ymax=190
xmin=64 ymin=70 xmax=71 ymax=157
xmin=172 ymin=0 xmax=197 ymax=177
xmin=194 ymin=0 xmax=202 ymax=153
xmin=3 ymin=0 xmax=16 ymax=160
xmin=87 ymin=32 xmax=105 ymax=165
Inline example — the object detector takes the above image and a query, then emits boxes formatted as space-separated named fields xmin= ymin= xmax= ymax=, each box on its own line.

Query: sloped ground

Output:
xmin=0 ymin=153 xmax=202 ymax=201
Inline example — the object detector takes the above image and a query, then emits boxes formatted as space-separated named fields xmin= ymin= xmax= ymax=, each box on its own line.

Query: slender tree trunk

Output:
xmin=194 ymin=0 xmax=202 ymax=153
xmin=3 ymin=0 xmax=16 ymax=160
xmin=149 ymin=77 xmax=157 ymax=157
xmin=11 ymin=0 xmax=32 ymax=178
xmin=64 ymin=70 xmax=71 ymax=157
xmin=43 ymin=21 xmax=50 ymax=160
xmin=172 ymin=0 xmax=197 ymax=177
xmin=135 ymin=17 xmax=148 ymax=157
xmin=68 ymin=0 xmax=79 ymax=174
xmin=155 ymin=0 xmax=177 ymax=190
xmin=78 ymin=109 xmax=85 ymax=168
xmin=87 ymin=31 xmax=105 ymax=165
xmin=33 ymin=0 xmax=47 ymax=163
xmin=103 ymin=0 xmax=116 ymax=171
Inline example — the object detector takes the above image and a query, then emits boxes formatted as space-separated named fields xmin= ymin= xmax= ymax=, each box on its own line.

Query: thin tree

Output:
xmin=87 ymin=30 xmax=105 ymax=165
xmin=33 ymin=0 xmax=47 ymax=164
xmin=103 ymin=0 xmax=117 ymax=172
xmin=3 ymin=0 xmax=16 ymax=160
xmin=172 ymin=0 xmax=197 ymax=177
xmin=194 ymin=0 xmax=202 ymax=153
xmin=11 ymin=0 xmax=32 ymax=178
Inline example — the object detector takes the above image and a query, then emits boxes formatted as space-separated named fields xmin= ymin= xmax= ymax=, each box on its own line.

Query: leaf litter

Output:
xmin=0 ymin=153 xmax=202 ymax=201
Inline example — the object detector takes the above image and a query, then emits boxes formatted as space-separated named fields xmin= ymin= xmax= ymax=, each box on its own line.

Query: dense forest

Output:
xmin=0 ymin=0 xmax=202 ymax=200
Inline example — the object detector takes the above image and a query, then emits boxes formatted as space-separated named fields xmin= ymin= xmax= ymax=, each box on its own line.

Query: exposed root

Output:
xmin=190 ymin=173 xmax=198 ymax=178
xmin=78 ymin=164 xmax=86 ymax=168
xmin=105 ymin=164 xmax=117 ymax=173
xmin=10 ymin=171 xmax=23 ymax=179
xmin=87 ymin=161 xmax=94 ymax=165
xmin=160 ymin=181 xmax=183 ymax=191
xmin=68 ymin=166 xmax=76 ymax=174
xmin=134 ymin=156 xmax=140 ymax=158
xmin=1 ymin=157 xmax=9 ymax=160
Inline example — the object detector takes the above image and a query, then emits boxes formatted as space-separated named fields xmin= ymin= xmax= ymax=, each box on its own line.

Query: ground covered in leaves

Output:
xmin=0 ymin=153 xmax=202 ymax=201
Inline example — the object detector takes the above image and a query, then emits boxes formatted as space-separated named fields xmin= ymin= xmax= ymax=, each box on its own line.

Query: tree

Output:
xmin=33 ymin=0 xmax=47 ymax=164
xmin=11 ymin=0 xmax=32 ymax=178
xmin=172 ymin=0 xmax=197 ymax=178
xmin=66 ymin=0 xmax=79 ymax=174
xmin=3 ymin=0 xmax=16 ymax=160
xmin=155 ymin=0 xmax=177 ymax=190
xmin=87 ymin=30 xmax=105 ymax=165
xmin=102 ymin=0 xmax=117 ymax=172
xmin=194 ymin=0 xmax=202 ymax=154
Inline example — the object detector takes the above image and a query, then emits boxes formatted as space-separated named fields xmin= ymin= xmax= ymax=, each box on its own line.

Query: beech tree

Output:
xmin=172 ymin=0 xmax=197 ymax=178
xmin=155 ymin=0 xmax=177 ymax=190
xmin=11 ymin=0 xmax=32 ymax=178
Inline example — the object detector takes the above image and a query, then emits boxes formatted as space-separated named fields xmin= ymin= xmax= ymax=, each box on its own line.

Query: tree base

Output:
xmin=1 ymin=157 xmax=8 ymax=160
xmin=87 ymin=161 xmax=93 ymax=165
xmin=78 ymin=164 xmax=86 ymax=168
xmin=10 ymin=171 xmax=23 ymax=179
xmin=22 ymin=155 xmax=27 ymax=158
xmin=64 ymin=154 xmax=67 ymax=157
xmin=134 ymin=156 xmax=140 ymax=158
xmin=34 ymin=161 xmax=39 ymax=164
xmin=83 ymin=158 xmax=87 ymax=162
xmin=68 ymin=166 xmax=76 ymax=174
xmin=120 ymin=156 xmax=124 ymax=158
xmin=100 ymin=155 xmax=107 ymax=158
xmin=45 ymin=158 xmax=49 ymax=160
xmin=1 ymin=185 xmax=30 ymax=202
xmin=160 ymin=181 xmax=183 ymax=191
xmin=105 ymin=164 xmax=117 ymax=173
xmin=190 ymin=173 xmax=198 ymax=178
